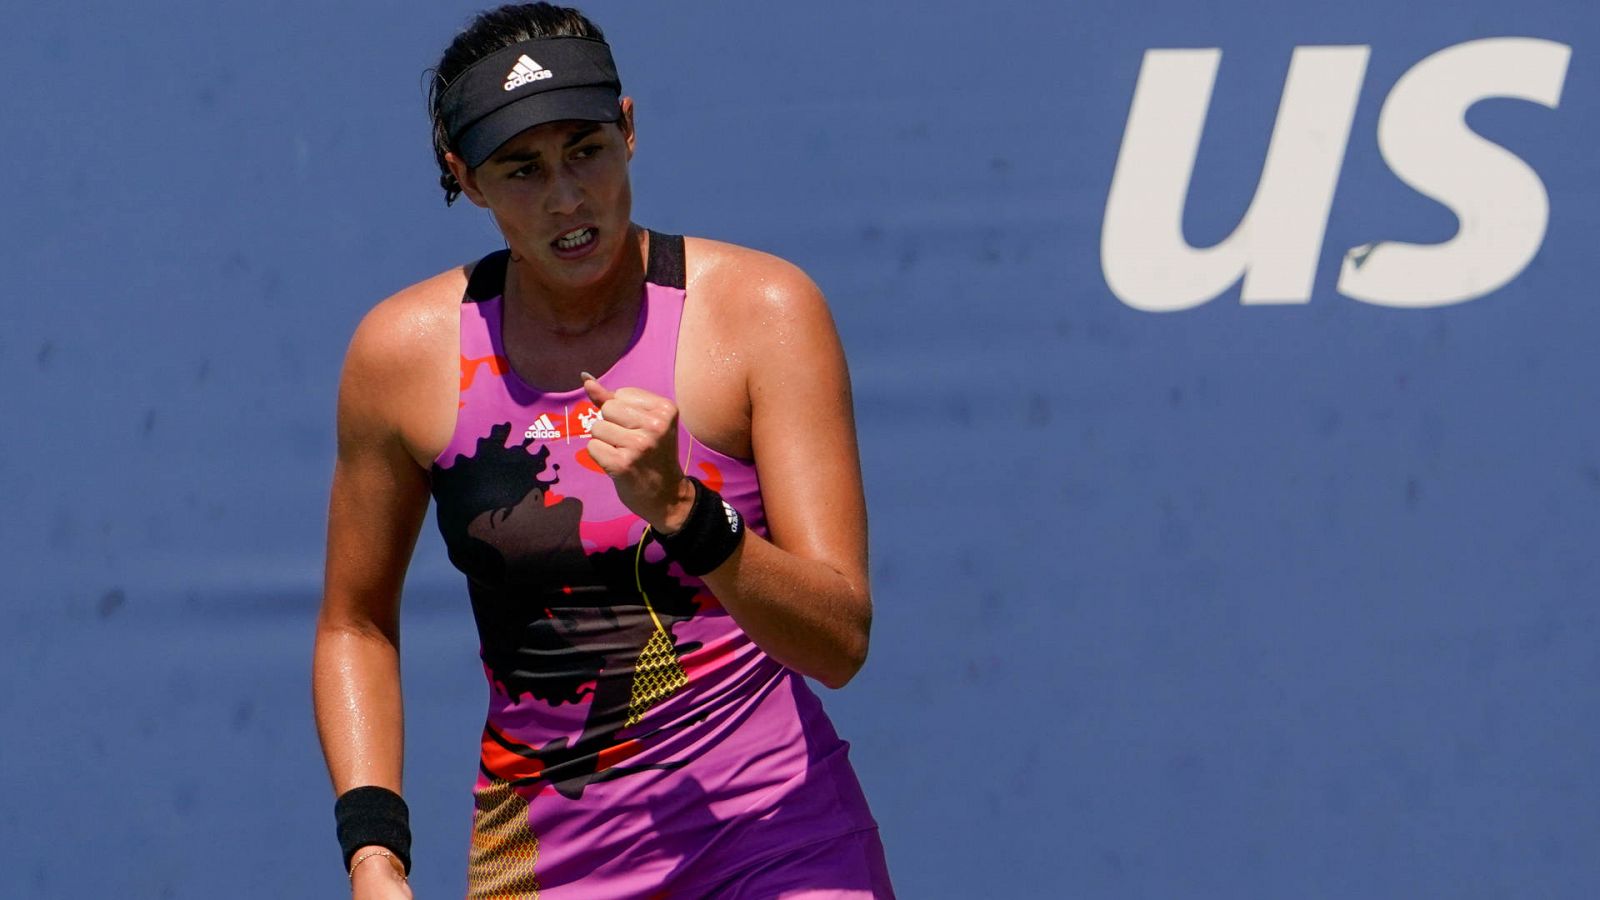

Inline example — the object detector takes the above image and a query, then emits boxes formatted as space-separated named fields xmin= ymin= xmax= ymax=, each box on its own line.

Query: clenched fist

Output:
xmin=581 ymin=372 xmax=695 ymax=534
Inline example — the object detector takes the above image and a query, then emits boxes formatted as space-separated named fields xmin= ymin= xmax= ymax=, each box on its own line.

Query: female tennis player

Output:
xmin=312 ymin=4 xmax=894 ymax=897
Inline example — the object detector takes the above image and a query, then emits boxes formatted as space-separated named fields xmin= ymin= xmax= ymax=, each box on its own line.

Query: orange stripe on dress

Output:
xmin=480 ymin=730 xmax=544 ymax=782
xmin=460 ymin=354 xmax=510 ymax=391
xmin=595 ymin=738 xmax=644 ymax=771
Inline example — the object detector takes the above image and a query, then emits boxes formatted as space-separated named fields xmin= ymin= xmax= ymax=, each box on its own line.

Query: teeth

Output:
xmin=556 ymin=228 xmax=594 ymax=250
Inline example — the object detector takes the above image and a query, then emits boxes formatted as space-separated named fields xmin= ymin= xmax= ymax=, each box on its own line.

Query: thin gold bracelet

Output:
xmin=349 ymin=848 xmax=407 ymax=882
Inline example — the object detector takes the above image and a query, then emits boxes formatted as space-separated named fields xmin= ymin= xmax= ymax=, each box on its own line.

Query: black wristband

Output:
xmin=654 ymin=477 xmax=745 ymax=576
xmin=335 ymin=786 xmax=412 ymax=875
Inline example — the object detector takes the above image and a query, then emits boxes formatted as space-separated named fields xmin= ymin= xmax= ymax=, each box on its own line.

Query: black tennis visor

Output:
xmin=438 ymin=36 xmax=622 ymax=168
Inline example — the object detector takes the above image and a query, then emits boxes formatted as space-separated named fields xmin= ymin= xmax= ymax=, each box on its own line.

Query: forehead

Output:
xmin=488 ymin=119 xmax=613 ymax=161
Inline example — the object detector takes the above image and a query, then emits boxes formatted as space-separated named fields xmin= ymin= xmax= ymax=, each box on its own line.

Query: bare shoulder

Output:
xmin=683 ymin=236 xmax=829 ymax=320
xmin=681 ymin=237 xmax=839 ymax=363
xmin=679 ymin=234 xmax=851 ymax=399
xmin=340 ymin=264 xmax=470 ymax=468
xmin=346 ymin=266 xmax=465 ymax=369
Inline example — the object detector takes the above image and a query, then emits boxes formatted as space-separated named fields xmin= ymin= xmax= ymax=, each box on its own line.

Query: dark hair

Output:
xmin=427 ymin=3 xmax=611 ymax=205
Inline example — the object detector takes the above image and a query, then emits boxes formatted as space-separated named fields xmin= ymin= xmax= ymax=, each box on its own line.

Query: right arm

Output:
xmin=313 ymin=303 xmax=435 ymax=897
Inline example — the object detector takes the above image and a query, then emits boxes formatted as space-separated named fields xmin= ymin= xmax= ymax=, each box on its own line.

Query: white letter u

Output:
xmin=1102 ymin=46 xmax=1370 ymax=312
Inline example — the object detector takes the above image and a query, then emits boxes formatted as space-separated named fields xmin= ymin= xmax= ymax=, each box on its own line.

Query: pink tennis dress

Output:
xmin=428 ymin=232 xmax=893 ymax=898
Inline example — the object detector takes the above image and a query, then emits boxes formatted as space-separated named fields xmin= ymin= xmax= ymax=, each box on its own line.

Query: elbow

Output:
xmin=316 ymin=591 xmax=402 ymax=646
xmin=817 ymin=659 xmax=863 ymax=690
xmin=817 ymin=603 xmax=871 ymax=690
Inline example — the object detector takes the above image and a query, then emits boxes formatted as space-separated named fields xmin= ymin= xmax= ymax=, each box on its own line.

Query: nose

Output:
xmin=545 ymin=167 xmax=583 ymax=217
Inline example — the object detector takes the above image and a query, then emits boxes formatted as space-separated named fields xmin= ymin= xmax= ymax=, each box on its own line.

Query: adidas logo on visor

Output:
xmin=504 ymin=54 xmax=553 ymax=91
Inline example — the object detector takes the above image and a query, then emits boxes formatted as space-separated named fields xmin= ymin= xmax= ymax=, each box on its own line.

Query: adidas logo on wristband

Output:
xmin=656 ymin=478 xmax=745 ymax=576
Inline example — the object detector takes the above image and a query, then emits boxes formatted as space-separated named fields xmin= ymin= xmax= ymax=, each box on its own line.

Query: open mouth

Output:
xmin=553 ymin=227 xmax=597 ymax=253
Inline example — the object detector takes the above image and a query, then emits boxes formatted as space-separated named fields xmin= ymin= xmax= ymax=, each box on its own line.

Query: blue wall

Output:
xmin=4 ymin=1 xmax=1597 ymax=896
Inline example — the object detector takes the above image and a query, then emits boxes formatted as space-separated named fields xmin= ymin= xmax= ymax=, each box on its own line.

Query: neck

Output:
xmin=504 ymin=225 xmax=648 ymax=336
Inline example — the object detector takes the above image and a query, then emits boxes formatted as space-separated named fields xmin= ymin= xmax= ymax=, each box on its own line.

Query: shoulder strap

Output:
xmin=464 ymin=250 xmax=510 ymax=304
xmin=645 ymin=231 xmax=686 ymax=290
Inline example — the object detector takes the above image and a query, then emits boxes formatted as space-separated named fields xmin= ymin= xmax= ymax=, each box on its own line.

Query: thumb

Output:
xmin=580 ymin=371 xmax=615 ymax=406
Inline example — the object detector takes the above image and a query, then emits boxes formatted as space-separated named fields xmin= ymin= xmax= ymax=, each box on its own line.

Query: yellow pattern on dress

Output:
xmin=627 ymin=625 xmax=688 ymax=726
xmin=467 ymin=778 xmax=541 ymax=899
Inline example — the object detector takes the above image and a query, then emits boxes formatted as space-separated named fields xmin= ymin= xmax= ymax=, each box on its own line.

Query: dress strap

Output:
xmin=464 ymin=250 xmax=511 ymax=304
xmin=646 ymin=231 xmax=686 ymax=290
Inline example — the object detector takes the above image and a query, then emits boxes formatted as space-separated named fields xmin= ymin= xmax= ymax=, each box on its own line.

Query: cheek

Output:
xmin=484 ymin=185 xmax=539 ymax=227
xmin=597 ymin=166 xmax=632 ymax=216
xmin=484 ymin=200 xmax=517 ymax=231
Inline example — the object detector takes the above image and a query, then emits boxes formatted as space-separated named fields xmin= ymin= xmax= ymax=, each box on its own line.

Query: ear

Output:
xmin=445 ymin=151 xmax=490 ymax=208
xmin=619 ymin=96 xmax=636 ymax=160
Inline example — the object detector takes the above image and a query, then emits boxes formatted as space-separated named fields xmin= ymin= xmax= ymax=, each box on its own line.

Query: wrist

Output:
xmin=651 ymin=477 xmax=697 ymax=535
xmin=335 ymin=785 xmax=411 ymax=878
xmin=350 ymin=845 xmax=407 ymax=883
xmin=651 ymin=477 xmax=746 ymax=576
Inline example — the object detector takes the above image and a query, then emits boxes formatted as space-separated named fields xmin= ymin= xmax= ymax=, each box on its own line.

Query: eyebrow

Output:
xmin=491 ymin=125 xmax=605 ymax=164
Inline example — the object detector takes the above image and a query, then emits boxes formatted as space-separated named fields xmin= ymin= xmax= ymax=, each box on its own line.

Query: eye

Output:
xmin=509 ymin=163 xmax=538 ymax=179
xmin=573 ymin=144 xmax=602 ymax=159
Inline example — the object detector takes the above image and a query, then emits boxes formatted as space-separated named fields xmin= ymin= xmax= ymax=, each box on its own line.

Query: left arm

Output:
xmin=582 ymin=266 xmax=871 ymax=689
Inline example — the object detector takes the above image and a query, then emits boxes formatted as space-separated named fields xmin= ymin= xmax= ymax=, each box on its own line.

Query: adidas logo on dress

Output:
xmin=524 ymin=413 xmax=563 ymax=441
xmin=504 ymin=54 xmax=553 ymax=90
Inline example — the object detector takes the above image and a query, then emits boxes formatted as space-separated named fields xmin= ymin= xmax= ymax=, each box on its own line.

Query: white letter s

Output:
xmin=1338 ymin=38 xmax=1570 ymax=308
